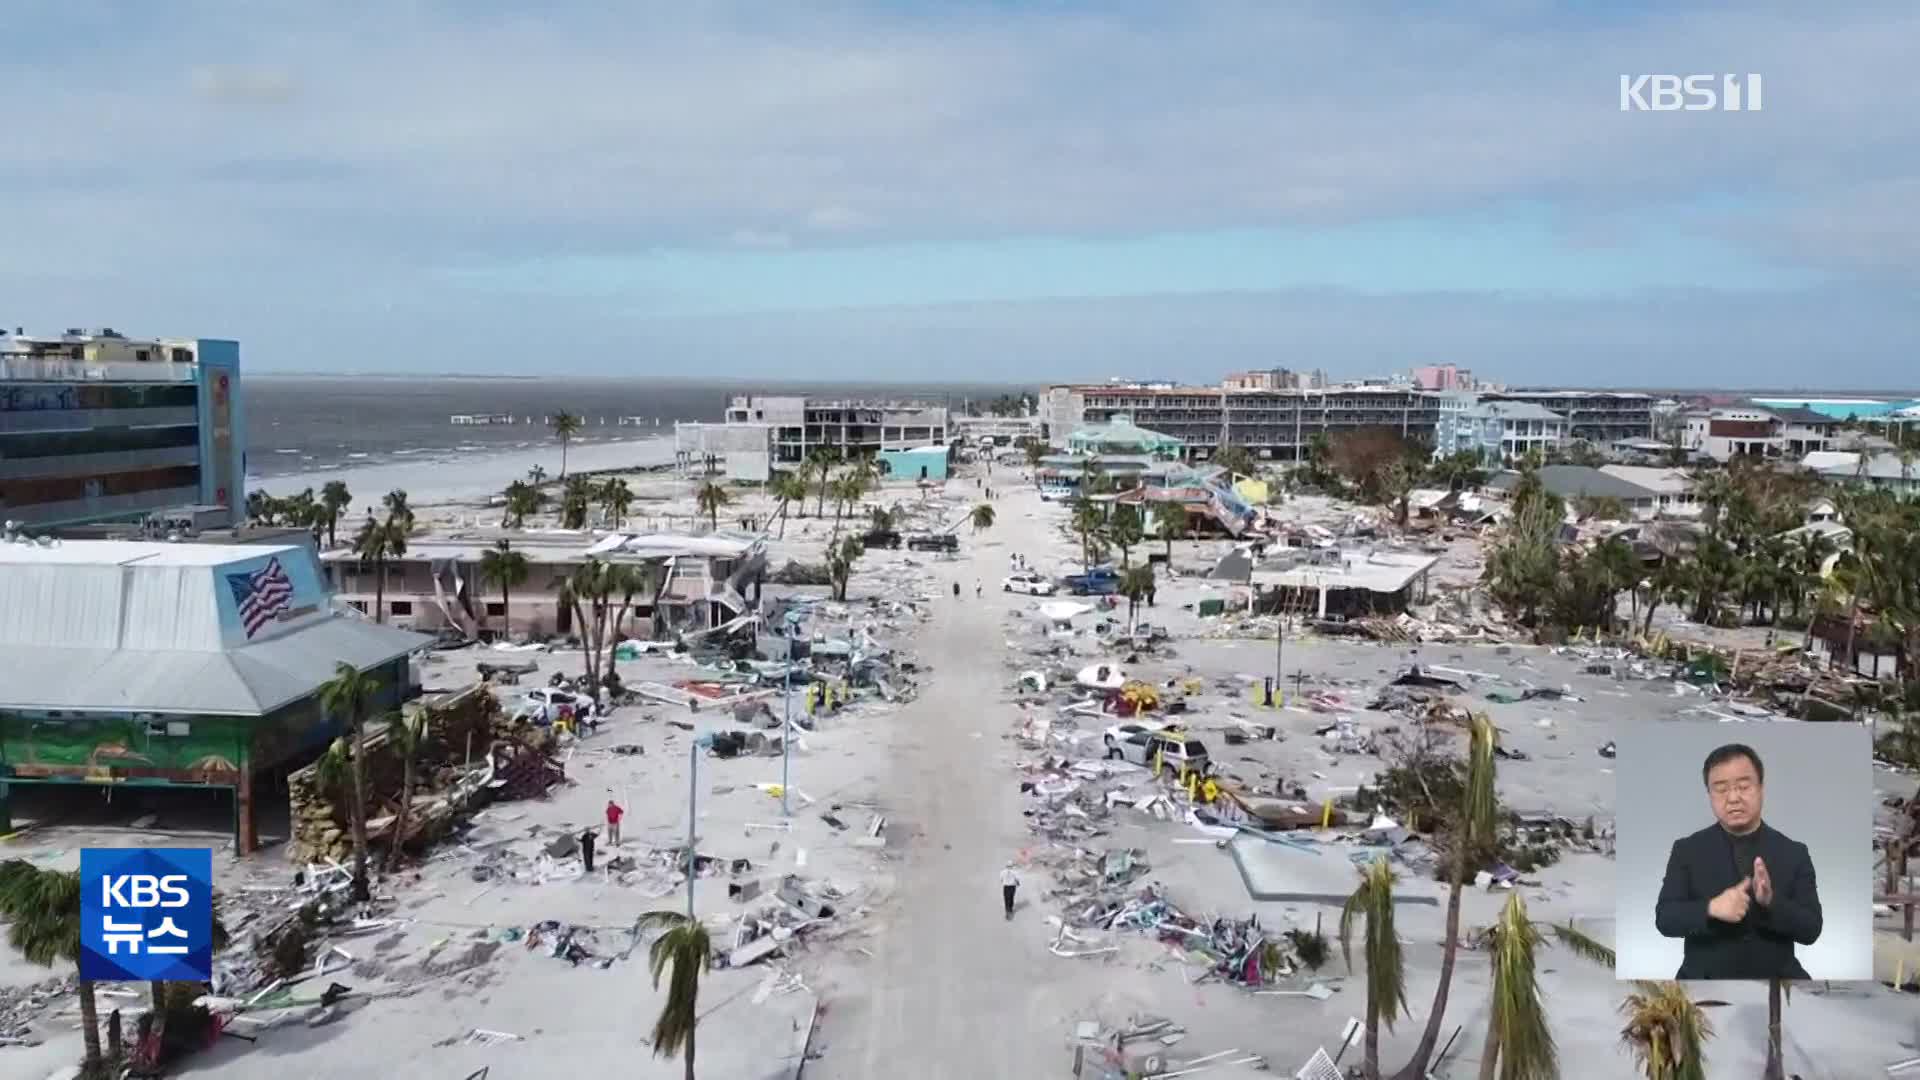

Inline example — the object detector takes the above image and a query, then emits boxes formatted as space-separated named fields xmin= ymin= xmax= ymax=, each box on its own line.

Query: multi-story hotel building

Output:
xmin=722 ymin=394 xmax=948 ymax=465
xmin=1 ymin=328 xmax=244 ymax=527
xmin=1477 ymin=390 xmax=1655 ymax=445
xmin=1044 ymin=382 xmax=1443 ymax=460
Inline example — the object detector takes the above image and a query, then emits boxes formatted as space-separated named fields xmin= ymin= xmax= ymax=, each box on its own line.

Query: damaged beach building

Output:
xmin=0 ymin=538 xmax=429 ymax=849
xmin=1213 ymin=545 xmax=1441 ymax=618
xmin=319 ymin=530 xmax=769 ymax=641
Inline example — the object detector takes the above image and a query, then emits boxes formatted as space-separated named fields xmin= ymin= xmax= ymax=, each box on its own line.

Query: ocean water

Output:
xmin=245 ymin=375 xmax=1022 ymax=479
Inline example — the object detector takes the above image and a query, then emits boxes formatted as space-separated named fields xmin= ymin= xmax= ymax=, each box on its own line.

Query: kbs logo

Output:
xmin=1620 ymin=74 xmax=1763 ymax=112
xmin=80 ymin=849 xmax=213 ymax=981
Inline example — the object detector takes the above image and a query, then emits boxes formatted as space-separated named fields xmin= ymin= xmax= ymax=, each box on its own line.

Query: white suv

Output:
xmin=1003 ymin=571 xmax=1057 ymax=595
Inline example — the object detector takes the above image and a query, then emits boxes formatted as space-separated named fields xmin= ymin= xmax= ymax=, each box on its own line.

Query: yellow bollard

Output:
xmin=1321 ymin=799 xmax=1332 ymax=828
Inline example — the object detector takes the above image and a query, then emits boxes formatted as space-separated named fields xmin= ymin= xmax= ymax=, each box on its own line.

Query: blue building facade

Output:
xmin=0 ymin=331 xmax=244 ymax=527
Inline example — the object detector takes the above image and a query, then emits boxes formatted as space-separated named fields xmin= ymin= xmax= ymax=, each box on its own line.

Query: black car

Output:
xmin=860 ymin=528 xmax=902 ymax=550
xmin=906 ymin=533 xmax=959 ymax=552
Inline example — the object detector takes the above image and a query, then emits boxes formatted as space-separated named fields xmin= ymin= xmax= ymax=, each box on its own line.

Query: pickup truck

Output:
xmin=859 ymin=528 xmax=902 ymax=550
xmin=1062 ymin=566 xmax=1121 ymax=595
xmin=906 ymin=533 xmax=959 ymax=552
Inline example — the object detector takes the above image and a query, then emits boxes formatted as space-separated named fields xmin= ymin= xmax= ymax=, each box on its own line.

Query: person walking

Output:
xmin=579 ymin=828 xmax=598 ymax=874
xmin=975 ymin=580 xmax=983 ymax=598
xmin=1001 ymin=863 xmax=1020 ymax=919
xmin=605 ymin=798 xmax=624 ymax=845
xmin=953 ymin=581 xmax=961 ymax=598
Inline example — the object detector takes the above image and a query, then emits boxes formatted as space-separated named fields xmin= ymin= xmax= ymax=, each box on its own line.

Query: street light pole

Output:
xmin=1274 ymin=608 xmax=1285 ymax=707
xmin=685 ymin=740 xmax=697 ymax=919
xmin=780 ymin=669 xmax=793 ymax=818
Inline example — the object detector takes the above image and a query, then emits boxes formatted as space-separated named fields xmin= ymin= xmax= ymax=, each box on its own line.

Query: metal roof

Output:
xmin=0 ymin=539 xmax=304 ymax=567
xmin=1486 ymin=466 xmax=1658 ymax=502
xmin=0 ymin=618 xmax=427 ymax=715
xmin=1469 ymin=401 xmax=1566 ymax=422
xmin=0 ymin=539 xmax=429 ymax=714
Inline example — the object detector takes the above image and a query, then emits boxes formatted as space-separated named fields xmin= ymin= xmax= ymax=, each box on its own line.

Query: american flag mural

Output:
xmin=228 ymin=557 xmax=295 ymax=637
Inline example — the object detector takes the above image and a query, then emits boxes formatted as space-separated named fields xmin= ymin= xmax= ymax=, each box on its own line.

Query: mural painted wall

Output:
xmin=216 ymin=547 xmax=329 ymax=649
xmin=0 ymin=711 xmax=248 ymax=783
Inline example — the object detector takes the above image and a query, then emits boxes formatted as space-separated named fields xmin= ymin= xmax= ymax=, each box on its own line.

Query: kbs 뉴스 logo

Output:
xmin=80 ymin=848 xmax=214 ymax=981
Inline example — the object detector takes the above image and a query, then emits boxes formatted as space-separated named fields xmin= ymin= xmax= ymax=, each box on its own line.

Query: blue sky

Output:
xmin=2 ymin=2 xmax=1915 ymax=387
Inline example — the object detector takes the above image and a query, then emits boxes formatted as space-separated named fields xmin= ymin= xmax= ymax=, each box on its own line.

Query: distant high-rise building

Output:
xmin=1411 ymin=364 xmax=1473 ymax=391
xmin=1221 ymin=368 xmax=1324 ymax=391
xmin=2 ymin=328 xmax=243 ymax=528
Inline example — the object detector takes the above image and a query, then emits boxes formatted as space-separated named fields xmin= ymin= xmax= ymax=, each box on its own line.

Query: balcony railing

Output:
xmin=1 ymin=356 xmax=199 ymax=384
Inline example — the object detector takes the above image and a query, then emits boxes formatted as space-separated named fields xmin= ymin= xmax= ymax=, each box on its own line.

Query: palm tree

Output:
xmin=970 ymin=503 xmax=996 ymax=533
xmin=0 ymin=861 xmax=102 ymax=1076
xmin=480 ymin=539 xmax=530 ymax=635
xmin=353 ymin=513 xmax=408 ymax=624
xmin=1474 ymin=898 xmax=1616 ymax=1080
xmin=551 ymin=411 xmax=583 ymax=480
xmin=1023 ymin=441 xmax=1046 ymax=484
xmin=384 ymin=710 xmax=425 ymax=872
xmin=1431 ymin=450 xmax=1487 ymax=493
xmin=502 ymin=480 xmax=543 ymax=528
xmin=830 ymin=473 xmax=865 ymax=522
xmin=826 ymin=536 xmax=863 ymax=601
xmin=318 ymin=661 xmax=379 ymax=901
xmin=1119 ymin=565 xmax=1154 ymax=628
xmin=1640 ymin=559 xmax=1689 ymax=636
xmin=600 ymin=478 xmax=634 ymax=528
xmin=1397 ymin=713 xmax=1498 ymax=1078
xmin=1342 ymin=857 xmax=1407 ymax=1079
xmin=319 ymin=480 xmax=352 ymax=548
xmin=1381 ymin=458 xmax=1421 ymax=527
xmin=556 ymin=475 xmax=593 ymax=529
xmin=246 ymin=488 xmax=276 ymax=524
xmin=1589 ymin=537 xmax=1641 ymax=633
xmin=1618 ymin=981 xmax=1714 ymax=1080
xmin=382 ymin=488 xmax=415 ymax=532
xmin=1069 ymin=496 xmax=1106 ymax=571
xmin=1213 ymin=444 xmax=1256 ymax=478
xmin=770 ymin=470 xmax=810 ymax=533
xmin=696 ymin=481 xmax=731 ymax=531
xmin=637 ymin=911 xmax=711 ymax=1079
xmin=527 ymin=464 xmax=548 ymax=486
xmin=1153 ymin=500 xmax=1186 ymax=557
xmin=1107 ymin=504 xmax=1144 ymax=566
xmin=805 ymin=447 xmax=838 ymax=518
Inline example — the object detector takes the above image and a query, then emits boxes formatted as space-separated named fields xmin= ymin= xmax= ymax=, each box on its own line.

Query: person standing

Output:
xmin=579 ymin=828 xmax=598 ymax=874
xmin=605 ymin=799 xmax=624 ymax=845
xmin=1001 ymin=863 xmax=1020 ymax=919
xmin=975 ymin=580 xmax=983 ymax=598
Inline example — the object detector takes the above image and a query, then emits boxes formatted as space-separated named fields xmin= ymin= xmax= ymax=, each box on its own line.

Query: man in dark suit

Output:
xmin=1655 ymin=743 xmax=1822 ymax=979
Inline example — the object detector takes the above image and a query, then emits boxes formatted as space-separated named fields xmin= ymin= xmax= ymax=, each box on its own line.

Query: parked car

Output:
xmin=1002 ymin=571 xmax=1057 ymax=595
xmin=859 ymin=528 xmax=902 ymax=550
xmin=1102 ymin=720 xmax=1169 ymax=750
xmin=906 ymin=533 xmax=959 ymax=552
xmin=1062 ymin=566 xmax=1121 ymax=595
xmin=1106 ymin=727 xmax=1211 ymax=778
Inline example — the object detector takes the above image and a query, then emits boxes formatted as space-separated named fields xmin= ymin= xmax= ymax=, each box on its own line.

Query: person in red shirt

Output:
xmin=605 ymin=799 xmax=624 ymax=845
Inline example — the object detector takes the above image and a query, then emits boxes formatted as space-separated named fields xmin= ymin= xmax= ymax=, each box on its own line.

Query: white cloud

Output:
xmin=188 ymin=65 xmax=299 ymax=105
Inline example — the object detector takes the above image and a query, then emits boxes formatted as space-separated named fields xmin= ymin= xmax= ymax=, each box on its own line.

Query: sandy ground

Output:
xmin=5 ymin=461 xmax=1918 ymax=1079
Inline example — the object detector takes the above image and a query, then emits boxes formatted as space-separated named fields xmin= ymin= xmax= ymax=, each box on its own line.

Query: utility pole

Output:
xmin=780 ymin=666 xmax=794 ymax=818
xmin=1274 ymin=607 xmax=1286 ymax=707
xmin=685 ymin=741 xmax=697 ymax=919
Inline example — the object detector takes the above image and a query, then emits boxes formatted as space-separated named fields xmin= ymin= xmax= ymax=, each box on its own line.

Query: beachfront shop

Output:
xmin=0 ymin=540 xmax=427 ymax=849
